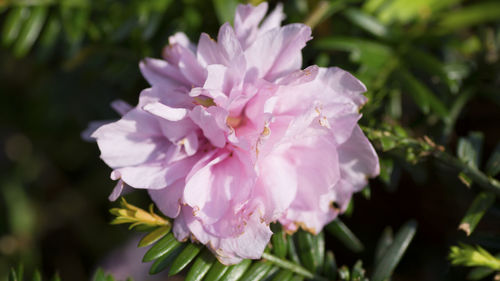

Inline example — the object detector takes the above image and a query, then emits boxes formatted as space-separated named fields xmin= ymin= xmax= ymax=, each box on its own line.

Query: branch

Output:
xmin=362 ymin=126 xmax=500 ymax=196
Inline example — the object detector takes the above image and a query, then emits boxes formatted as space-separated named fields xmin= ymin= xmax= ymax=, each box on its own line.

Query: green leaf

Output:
xmin=296 ymin=230 xmax=319 ymax=272
xmin=322 ymin=251 xmax=337 ymax=280
xmin=261 ymin=266 xmax=279 ymax=281
xmin=239 ymin=261 xmax=273 ymax=281
xmin=449 ymin=244 xmax=500 ymax=270
xmin=405 ymin=47 xmax=458 ymax=93
xmin=396 ymin=67 xmax=449 ymax=120
xmin=138 ymin=225 xmax=171 ymax=248
xmin=143 ymin=233 xmax=182 ymax=262
xmin=438 ymin=2 xmax=500 ymax=32
xmin=374 ymin=227 xmax=393 ymax=263
xmin=2 ymin=7 xmax=30 ymax=47
xmin=286 ymin=235 xmax=301 ymax=265
xmin=443 ymin=89 xmax=474 ymax=140
xmin=212 ymin=0 xmax=239 ymax=24
xmin=326 ymin=219 xmax=364 ymax=253
xmin=457 ymin=132 xmax=484 ymax=169
xmin=485 ymin=143 xmax=500 ymax=177
xmin=467 ymin=266 xmax=495 ymax=280
xmin=361 ymin=186 xmax=371 ymax=200
xmin=270 ymin=269 xmax=294 ymax=281
xmin=220 ymin=259 xmax=252 ymax=281
xmin=304 ymin=0 xmax=346 ymax=29
xmin=315 ymin=37 xmax=392 ymax=69
xmin=270 ymin=223 xmax=288 ymax=259
xmin=37 ymin=14 xmax=61 ymax=54
xmin=343 ymin=8 xmax=392 ymax=39
xmin=60 ymin=5 xmax=89 ymax=50
xmin=204 ymin=260 xmax=230 ymax=281
xmin=367 ymin=0 xmax=462 ymax=25
xmin=9 ymin=268 xmax=17 ymax=281
xmin=32 ymin=270 xmax=42 ymax=281
xmin=371 ymin=220 xmax=417 ymax=281
xmin=168 ymin=242 xmax=203 ymax=276
xmin=351 ymin=260 xmax=366 ymax=280
xmin=362 ymin=0 xmax=387 ymax=14
xmin=139 ymin=0 xmax=172 ymax=40
xmin=13 ymin=6 xmax=47 ymax=57
xmin=149 ymin=244 xmax=185 ymax=275
xmin=459 ymin=192 xmax=495 ymax=236
xmin=93 ymin=268 xmax=107 ymax=281
xmin=313 ymin=231 xmax=325 ymax=272
xmin=16 ymin=264 xmax=23 ymax=281
xmin=185 ymin=248 xmax=216 ymax=281
xmin=338 ymin=266 xmax=350 ymax=281
xmin=289 ymin=276 xmax=304 ymax=281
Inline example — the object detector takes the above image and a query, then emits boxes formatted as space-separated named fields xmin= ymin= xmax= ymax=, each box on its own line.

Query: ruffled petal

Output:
xmin=182 ymin=208 xmax=272 ymax=265
xmin=108 ymin=179 xmax=133 ymax=201
xmin=184 ymin=149 xmax=256 ymax=224
xmin=234 ymin=2 xmax=268 ymax=49
xmin=215 ymin=212 xmax=272 ymax=264
xmin=277 ymin=134 xmax=341 ymax=234
xmin=197 ymin=23 xmax=246 ymax=71
xmin=320 ymin=67 xmax=368 ymax=107
xmin=254 ymin=152 xmax=298 ymax=222
xmin=189 ymin=105 xmax=228 ymax=148
xmin=204 ymin=64 xmax=242 ymax=95
xmin=111 ymin=99 xmax=133 ymax=116
xmin=149 ymin=179 xmax=185 ymax=218
xmin=92 ymin=106 xmax=167 ymax=168
xmin=337 ymin=125 xmax=380 ymax=191
xmin=259 ymin=3 xmax=285 ymax=35
xmin=139 ymin=58 xmax=191 ymax=88
xmin=115 ymin=147 xmax=200 ymax=189
xmin=245 ymin=24 xmax=311 ymax=81
xmin=82 ymin=120 xmax=113 ymax=142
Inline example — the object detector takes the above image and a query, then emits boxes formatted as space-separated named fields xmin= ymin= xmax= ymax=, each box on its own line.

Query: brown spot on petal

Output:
xmin=294 ymin=222 xmax=318 ymax=235
xmin=261 ymin=126 xmax=270 ymax=137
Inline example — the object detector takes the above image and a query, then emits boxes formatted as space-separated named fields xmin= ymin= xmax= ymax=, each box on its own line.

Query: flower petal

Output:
xmin=116 ymin=152 xmax=200 ymax=189
xmin=184 ymin=150 xmax=256 ymax=224
xmin=337 ymin=125 xmax=380 ymax=191
xmin=245 ymin=24 xmax=311 ymax=81
xmin=254 ymin=153 xmax=298 ymax=221
xmin=278 ymin=134 xmax=341 ymax=234
xmin=142 ymin=102 xmax=188 ymax=121
xmin=189 ymin=105 xmax=228 ymax=148
xmin=108 ymin=179 xmax=133 ymax=201
xmin=234 ymin=2 xmax=268 ymax=49
xmin=149 ymin=179 xmax=185 ymax=218
xmin=111 ymin=99 xmax=133 ymax=116
xmin=259 ymin=3 xmax=285 ymax=35
xmin=92 ymin=107 xmax=167 ymax=168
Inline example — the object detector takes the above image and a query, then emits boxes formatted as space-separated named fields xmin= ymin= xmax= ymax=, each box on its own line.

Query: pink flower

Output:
xmin=91 ymin=2 xmax=379 ymax=264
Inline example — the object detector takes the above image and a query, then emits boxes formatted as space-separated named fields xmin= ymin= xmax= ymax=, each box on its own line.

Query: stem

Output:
xmin=362 ymin=126 xmax=500 ymax=196
xmin=304 ymin=0 xmax=346 ymax=29
xmin=261 ymin=252 xmax=329 ymax=281
xmin=433 ymin=150 xmax=500 ymax=196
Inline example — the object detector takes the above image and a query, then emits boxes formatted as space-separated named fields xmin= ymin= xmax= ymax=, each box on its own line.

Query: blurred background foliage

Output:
xmin=0 ymin=0 xmax=499 ymax=280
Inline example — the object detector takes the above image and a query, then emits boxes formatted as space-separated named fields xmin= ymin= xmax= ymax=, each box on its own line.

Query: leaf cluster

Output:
xmin=108 ymin=199 xmax=418 ymax=281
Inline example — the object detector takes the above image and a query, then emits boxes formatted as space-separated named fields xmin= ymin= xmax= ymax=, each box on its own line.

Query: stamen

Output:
xmin=227 ymin=116 xmax=243 ymax=128
xmin=194 ymin=97 xmax=215 ymax=107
